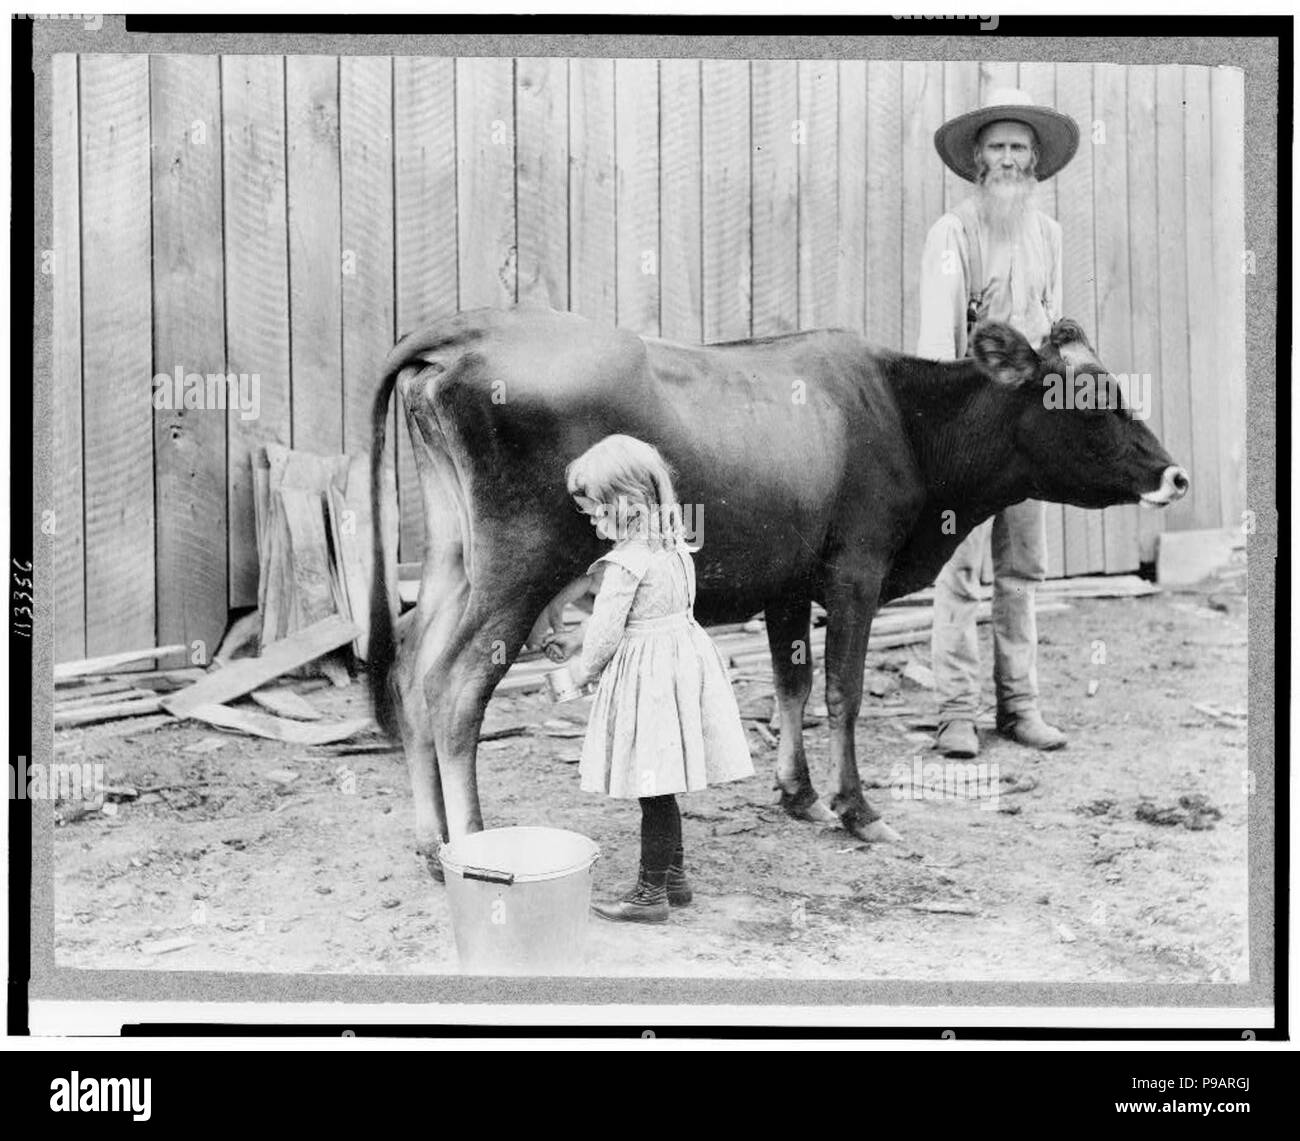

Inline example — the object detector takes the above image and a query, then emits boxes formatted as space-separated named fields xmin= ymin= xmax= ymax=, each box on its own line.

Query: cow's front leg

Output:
xmin=824 ymin=572 xmax=902 ymax=843
xmin=764 ymin=597 xmax=837 ymax=824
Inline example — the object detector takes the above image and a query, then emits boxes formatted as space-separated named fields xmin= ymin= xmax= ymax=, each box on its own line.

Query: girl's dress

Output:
xmin=578 ymin=536 xmax=755 ymax=799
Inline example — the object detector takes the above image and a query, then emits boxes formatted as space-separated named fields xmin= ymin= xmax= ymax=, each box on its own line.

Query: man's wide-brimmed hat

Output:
xmin=934 ymin=86 xmax=1080 ymax=182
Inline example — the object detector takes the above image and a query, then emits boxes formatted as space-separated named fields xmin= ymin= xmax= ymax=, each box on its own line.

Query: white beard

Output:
xmin=978 ymin=169 xmax=1038 ymax=240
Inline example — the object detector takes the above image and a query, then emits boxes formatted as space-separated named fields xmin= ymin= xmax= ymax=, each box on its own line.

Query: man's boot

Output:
xmin=997 ymin=709 xmax=1066 ymax=751
xmin=936 ymin=718 xmax=979 ymax=759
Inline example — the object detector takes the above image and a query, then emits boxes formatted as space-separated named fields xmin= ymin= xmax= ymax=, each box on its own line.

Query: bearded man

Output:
xmin=916 ymin=88 xmax=1080 ymax=759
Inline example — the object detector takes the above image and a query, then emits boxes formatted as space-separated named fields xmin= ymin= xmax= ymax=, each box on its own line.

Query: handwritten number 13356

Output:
xmin=13 ymin=558 xmax=32 ymax=634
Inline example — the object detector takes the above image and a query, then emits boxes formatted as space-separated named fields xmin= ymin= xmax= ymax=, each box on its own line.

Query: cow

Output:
xmin=367 ymin=304 xmax=1188 ymax=876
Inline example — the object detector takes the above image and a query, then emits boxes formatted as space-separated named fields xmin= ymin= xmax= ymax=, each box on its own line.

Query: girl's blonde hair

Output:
xmin=566 ymin=434 xmax=686 ymax=549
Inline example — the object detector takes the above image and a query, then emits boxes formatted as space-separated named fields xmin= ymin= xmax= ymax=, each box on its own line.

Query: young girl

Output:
xmin=548 ymin=434 xmax=754 ymax=923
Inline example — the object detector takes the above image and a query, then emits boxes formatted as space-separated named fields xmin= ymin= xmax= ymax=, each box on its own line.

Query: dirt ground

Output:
xmin=51 ymin=576 xmax=1249 ymax=982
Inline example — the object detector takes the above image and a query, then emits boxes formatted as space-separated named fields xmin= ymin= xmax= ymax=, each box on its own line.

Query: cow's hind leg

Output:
xmin=765 ymin=598 xmax=837 ymax=825
xmin=426 ymin=589 xmax=551 ymax=840
xmin=396 ymin=551 xmax=470 ymax=879
xmin=392 ymin=367 xmax=474 ymax=878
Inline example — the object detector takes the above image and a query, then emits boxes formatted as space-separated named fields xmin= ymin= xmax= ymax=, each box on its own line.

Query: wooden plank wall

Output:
xmin=394 ymin=56 xmax=458 ymax=558
xmin=222 ymin=55 xmax=291 ymax=611
xmin=77 ymin=54 xmax=155 ymax=657
xmin=50 ymin=55 xmax=1249 ymax=661
xmin=1017 ymin=61 xmax=1067 ymax=578
xmin=150 ymin=55 xmax=227 ymax=668
xmin=51 ymin=55 xmax=84 ymax=660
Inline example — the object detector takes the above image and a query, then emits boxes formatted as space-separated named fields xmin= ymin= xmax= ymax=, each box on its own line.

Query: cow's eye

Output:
xmin=1084 ymin=411 xmax=1125 ymax=457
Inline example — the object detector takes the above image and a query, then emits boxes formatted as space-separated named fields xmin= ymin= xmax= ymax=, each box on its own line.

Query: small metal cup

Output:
xmin=546 ymin=665 xmax=583 ymax=703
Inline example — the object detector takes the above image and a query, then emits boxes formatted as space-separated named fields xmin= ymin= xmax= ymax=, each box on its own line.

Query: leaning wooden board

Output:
xmin=279 ymin=486 xmax=337 ymax=627
xmin=161 ymin=615 xmax=358 ymax=717
xmin=328 ymin=454 xmax=375 ymax=659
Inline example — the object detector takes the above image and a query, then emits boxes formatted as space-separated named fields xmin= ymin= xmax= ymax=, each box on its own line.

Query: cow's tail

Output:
xmin=368 ymin=325 xmax=465 ymax=741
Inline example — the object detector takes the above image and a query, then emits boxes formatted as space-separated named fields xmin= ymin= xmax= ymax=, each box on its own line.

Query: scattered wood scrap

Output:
xmin=54 ymin=679 xmax=137 ymax=703
xmin=213 ymin=610 xmax=261 ymax=667
xmin=57 ymin=685 xmax=155 ymax=711
xmin=315 ymin=743 xmax=402 ymax=756
xmin=181 ymin=703 xmax=371 ymax=746
xmin=108 ymin=668 xmax=206 ymax=689
xmin=1038 ymin=575 xmax=1159 ymax=599
xmin=910 ymin=901 xmax=980 ymax=917
xmin=54 ymin=693 xmax=162 ymax=729
xmin=725 ymin=601 xmax=1069 ymax=672
xmin=329 ymin=454 xmax=378 ymax=659
xmin=887 ymin=575 xmax=1157 ymax=607
xmin=481 ymin=724 xmax=530 ymax=741
xmin=318 ymin=657 xmax=350 ymax=689
xmin=140 ymin=936 xmax=195 ymax=956
xmin=61 ymin=714 xmax=175 ymax=741
xmin=54 ymin=644 xmax=188 ymax=683
xmin=51 ymin=622 xmax=354 ymax=738
xmin=250 ymin=686 xmax=323 ymax=721
xmin=161 ymin=615 xmax=359 ymax=718
xmin=252 ymin=444 xmax=390 ymax=669
xmin=52 ymin=668 xmax=205 ymax=704
xmin=901 ymin=662 xmax=935 ymax=690
xmin=1192 ymin=702 xmax=1247 ymax=728
xmin=281 ymin=485 xmax=337 ymax=628
xmin=764 ymin=703 xmax=825 ymax=731
xmin=534 ymin=723 xmax=585 ymax=739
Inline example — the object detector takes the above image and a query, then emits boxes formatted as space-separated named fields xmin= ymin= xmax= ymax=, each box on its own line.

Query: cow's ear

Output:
xmin=971 ymin=322 xmax=1039 ymax=387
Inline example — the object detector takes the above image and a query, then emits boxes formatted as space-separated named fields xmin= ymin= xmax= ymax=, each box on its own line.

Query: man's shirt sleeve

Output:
xmin=1047 ymin=216 xmax=1064 ymax=327
xmin=915 ymin=213 xmax=967 ymax=361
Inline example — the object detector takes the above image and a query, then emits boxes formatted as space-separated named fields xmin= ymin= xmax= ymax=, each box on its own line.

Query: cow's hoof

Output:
xmin=831 ymin=794 xmax=902 ymax=843
xmin=798 ymin=801 xmax=840 ymax=826
xmin=848 ymin=818 xmax=903 ymax=844
xmin=779 ymin=786 xmax=839 ymax=825
xmin=418 ymin=847 xmax=446 ymax=884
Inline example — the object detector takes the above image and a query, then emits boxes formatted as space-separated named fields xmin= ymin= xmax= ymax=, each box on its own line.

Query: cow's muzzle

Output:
xmin=1140 ymin=465 xmax=1190 ymax=506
